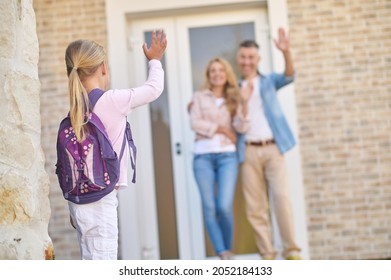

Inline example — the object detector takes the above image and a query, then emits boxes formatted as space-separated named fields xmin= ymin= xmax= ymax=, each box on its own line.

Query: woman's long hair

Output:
xmin=202 ymin=57 xmax=240 ymax=117
xmin=65 ymin=40 xmax=106 ymax=142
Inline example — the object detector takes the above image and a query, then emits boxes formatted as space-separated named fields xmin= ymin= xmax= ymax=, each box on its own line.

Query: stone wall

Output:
xmin=288 ymin=0 xmax=391 ymax=259
xmin=0 ymin=0 xmax=52 ymax=260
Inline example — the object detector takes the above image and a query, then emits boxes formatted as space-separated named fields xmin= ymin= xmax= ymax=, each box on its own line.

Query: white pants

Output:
xmin=68 ymin=190 xmax=119 ymax=260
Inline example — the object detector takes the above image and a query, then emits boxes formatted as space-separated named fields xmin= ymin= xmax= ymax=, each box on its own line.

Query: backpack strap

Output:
xmin=88 ymin=88 xmax=137 ymax=183
xmin=128 ymin=125 xmax=137 ymax=183
xmin=88 ymin=88 xmax=105 ymax=109
xmin=119 ymin=122 xmax=137 ymax=183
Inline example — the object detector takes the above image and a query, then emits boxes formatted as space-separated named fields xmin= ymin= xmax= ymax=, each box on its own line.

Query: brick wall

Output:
xmin=288 ymin=0 xmax=391 ymax=259
xmin=33 ymin=0 xmax=107 ymax=260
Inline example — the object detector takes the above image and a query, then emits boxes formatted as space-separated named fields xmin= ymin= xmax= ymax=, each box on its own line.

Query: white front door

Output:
xmin=118 ymin=6 xmax=306 ymax=260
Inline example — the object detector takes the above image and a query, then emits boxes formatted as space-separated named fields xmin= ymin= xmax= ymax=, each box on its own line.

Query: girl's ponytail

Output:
xmin=68 ymin=67 xmax=90 ymax=142
xmin=65 ymin=40 xmax=105 ymax=142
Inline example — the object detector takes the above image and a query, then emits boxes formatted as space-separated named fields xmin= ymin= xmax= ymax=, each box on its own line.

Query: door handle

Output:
xmin=175 ymin=142 xmax=181 ymax=155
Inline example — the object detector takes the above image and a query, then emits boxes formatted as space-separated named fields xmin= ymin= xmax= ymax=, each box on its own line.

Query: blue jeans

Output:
xmin=193 ymin=152 xmax=238 ymax=255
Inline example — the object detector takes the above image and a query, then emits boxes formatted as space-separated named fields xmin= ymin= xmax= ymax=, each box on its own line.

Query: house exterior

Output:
xmin=32 ymin=0 xmax=391 ymax=260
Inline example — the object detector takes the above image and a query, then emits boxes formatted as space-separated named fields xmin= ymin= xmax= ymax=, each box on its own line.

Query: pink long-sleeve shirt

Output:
xmin=93 ymin=59 xmax=164 ymax=187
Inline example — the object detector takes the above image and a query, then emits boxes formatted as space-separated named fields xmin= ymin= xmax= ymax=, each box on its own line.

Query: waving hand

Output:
xmin=142 ymin=30 xmax=167 ymax=61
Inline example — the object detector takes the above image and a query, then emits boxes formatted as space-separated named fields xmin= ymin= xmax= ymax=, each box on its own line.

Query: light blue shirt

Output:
xmin=237 ymin=72 xmax=296 ymax=163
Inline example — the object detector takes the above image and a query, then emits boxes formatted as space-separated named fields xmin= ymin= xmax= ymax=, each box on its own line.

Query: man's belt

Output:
xmin=246 ymin=139 xmax=275 ymax=147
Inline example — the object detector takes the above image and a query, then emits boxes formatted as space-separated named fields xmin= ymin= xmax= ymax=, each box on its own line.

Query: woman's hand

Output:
xmin=217 ymin=126 xmax=237 ymax=144
xmin=143 ymin=30 xmax=167 ymax=61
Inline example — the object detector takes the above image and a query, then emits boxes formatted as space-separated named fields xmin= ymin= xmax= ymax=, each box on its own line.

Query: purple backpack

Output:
xmin=55 ymin=88 xmax=137 ymax=204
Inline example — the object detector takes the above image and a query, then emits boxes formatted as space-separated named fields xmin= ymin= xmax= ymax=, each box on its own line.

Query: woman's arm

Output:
xmin=189 ymin=93 xmax=218 ymax=138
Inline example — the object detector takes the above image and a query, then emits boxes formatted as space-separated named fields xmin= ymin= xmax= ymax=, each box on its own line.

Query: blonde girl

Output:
xmin=64 ymin=30 xmax=167 ymax=260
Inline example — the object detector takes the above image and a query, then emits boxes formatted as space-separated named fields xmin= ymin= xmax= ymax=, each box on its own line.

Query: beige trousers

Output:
xmin=240 ymin=144 xmax=300 ymax=259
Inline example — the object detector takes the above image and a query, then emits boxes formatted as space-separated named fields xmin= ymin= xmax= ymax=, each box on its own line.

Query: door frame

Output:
xmin=106 ymin=0 xmax=310 ymax=260
xmin=174 ymin=8 xmax=272 ymax=259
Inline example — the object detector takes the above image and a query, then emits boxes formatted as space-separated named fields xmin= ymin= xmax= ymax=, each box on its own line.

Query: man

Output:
xmin=236 ymin=28 xmax=301 ymax=260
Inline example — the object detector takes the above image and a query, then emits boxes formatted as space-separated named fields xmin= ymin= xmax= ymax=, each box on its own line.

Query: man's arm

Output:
xmin=283 ymin=49 xmax=294 ymax=77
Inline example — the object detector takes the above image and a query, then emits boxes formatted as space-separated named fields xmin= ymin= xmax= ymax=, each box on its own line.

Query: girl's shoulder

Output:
xmin=94 ymin=88 xmax=130 ymax=115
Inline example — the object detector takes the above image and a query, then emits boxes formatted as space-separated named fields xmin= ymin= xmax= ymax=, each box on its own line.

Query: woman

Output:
xmin=189 ymin=57 xmax=251 ymax=259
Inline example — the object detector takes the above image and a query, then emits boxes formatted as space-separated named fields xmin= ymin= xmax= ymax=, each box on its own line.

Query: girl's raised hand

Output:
xmin=142 ymin=30 xmax=167 ymax=61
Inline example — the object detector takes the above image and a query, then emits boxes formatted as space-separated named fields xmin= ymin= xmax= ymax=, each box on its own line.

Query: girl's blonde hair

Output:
xmin=65 ymin=39 xmax=106 ymax=142
xmin=202 ymin=57 xmax=240 ymax=117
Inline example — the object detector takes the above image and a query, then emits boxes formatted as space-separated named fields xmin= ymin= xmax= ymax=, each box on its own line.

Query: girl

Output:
xmin=189 ymin=57 xmax=251 ymax=260
xmin=64 ymin=30 xmax=167 ymax=260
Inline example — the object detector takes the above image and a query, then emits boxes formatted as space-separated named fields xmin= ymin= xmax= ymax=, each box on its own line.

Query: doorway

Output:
xmin=120 ymin=6 xmax=279 ymax=260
